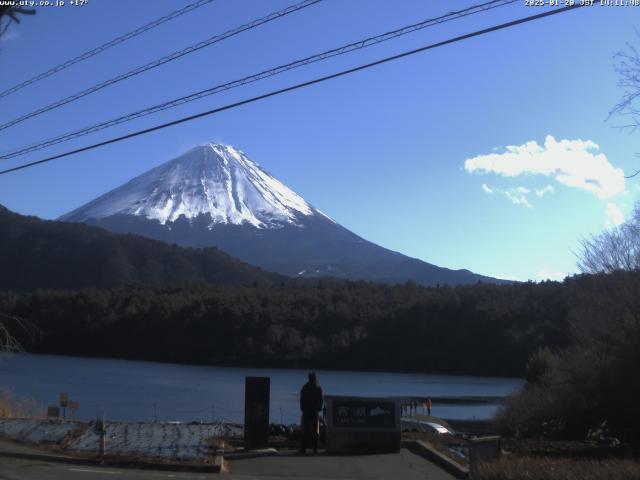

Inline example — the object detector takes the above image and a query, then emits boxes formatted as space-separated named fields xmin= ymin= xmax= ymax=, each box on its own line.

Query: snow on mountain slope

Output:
xmin=60 ymin=142 xmax=507 ymax=286
xmin=61 ymin=143 xmax=327 ymax=228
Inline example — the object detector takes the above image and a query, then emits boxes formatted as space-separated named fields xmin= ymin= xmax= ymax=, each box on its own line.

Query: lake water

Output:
xmin=0 ymin=353 xmax=524 ymax=424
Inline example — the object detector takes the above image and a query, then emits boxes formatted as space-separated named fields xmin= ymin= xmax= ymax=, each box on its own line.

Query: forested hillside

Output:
xmin=0 ymin=205 xmax=280 ymax=291
xmin=2 ymin=277 xmax=576 ymax=376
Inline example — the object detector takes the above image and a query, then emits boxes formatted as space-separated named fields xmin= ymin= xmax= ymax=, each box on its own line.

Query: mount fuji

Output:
xmin=61 ymin=143 xmax=502 ymax=286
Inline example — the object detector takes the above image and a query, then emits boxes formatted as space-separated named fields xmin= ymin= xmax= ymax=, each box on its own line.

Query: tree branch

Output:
xmin=0 ymin=312 xmax=41 ymax=353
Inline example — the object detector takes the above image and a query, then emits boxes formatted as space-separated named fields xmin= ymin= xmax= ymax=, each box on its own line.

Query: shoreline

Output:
xmin=1 ymin=351 xmax=526 ymax=381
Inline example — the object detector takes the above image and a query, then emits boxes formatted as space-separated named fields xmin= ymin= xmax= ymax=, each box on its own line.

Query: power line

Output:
xmin=0 ymin=4 xmax=584 ymax=177
xmin=0 ymin=0 xmax=216 ymax=99
xmin=0 ymin=0 xmax=517 ymax=160
xmin=0 ymin=0 xmax=322 ymax=132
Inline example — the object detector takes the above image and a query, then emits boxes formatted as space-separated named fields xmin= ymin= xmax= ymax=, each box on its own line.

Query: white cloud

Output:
xmin=494 ymin=273 xmax=523 ymax=282
xmin=505 ymin=189 xmax=533 ymax=208
xmin=481 ymin=184 xmax=534 ymax=208
xmin=604 ymin=202 xmax=625 ymax=228
xmin=482 ymin=183 xmax=493 ymax=194
xmin=535 ymin=185 xmax=554 ymax=197
xmin=537 ymin=265 xmax=566 ymax=282
xmin=465 ymin=135 xmax=625 ymax=199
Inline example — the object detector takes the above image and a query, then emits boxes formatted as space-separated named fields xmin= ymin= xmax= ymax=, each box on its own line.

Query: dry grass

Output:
xmin=475 ymin=455 xmax=640 ymax=480
xmin=0 ymin=388 xmax=44 ymax=418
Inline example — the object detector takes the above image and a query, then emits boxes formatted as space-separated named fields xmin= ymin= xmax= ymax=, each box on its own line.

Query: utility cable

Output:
xmin=0 ymin=0 xmax=517 ymax=160
xmin=0 ymin=4 xmax=584 ymax=176
xmin=0 ymin=0 xmax=322 ymax=132
xmin=0 ymin=0 xmax=216 ymax=99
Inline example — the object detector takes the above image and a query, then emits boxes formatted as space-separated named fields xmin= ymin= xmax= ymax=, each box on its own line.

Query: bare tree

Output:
xmin=579 ymin=39 xmax=640 ymax=272
xmin=0 ymin=313 xmax=40 ymax=353
xmin=577 ymin=201 xmax=640 ymax=273
xmin=609 ymin=38 xmax=640 ymax=178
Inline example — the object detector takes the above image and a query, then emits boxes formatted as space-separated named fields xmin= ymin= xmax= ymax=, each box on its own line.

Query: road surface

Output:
xmin=0 ymin=449 xmax=456 ymax=479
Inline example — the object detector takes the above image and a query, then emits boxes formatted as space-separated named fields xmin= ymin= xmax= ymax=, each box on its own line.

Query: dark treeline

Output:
xmin=2 ymin=276 xmax=574 ymax=377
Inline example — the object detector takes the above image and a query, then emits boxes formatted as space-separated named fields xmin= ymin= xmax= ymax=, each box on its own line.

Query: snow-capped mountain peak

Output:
xmin=59 ymin=142 xmax=505 ymax=286
xmin=61 ymin=143 xmax=325 ymax=228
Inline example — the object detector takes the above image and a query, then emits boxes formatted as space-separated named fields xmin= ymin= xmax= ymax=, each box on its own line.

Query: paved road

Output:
xmin=0 ymin=449 xmax=456 ymax=480
xmin=0 ymin=457 xmax=211 ymax=480
xmin=227 ymin=449 xmax=456 ymax=479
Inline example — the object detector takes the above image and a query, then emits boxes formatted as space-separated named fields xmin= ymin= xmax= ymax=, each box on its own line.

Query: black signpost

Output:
xmin=47 ymin=406 xmax=60 ymax=419
xmin=244 ymin=376 xmax=270 ymax=449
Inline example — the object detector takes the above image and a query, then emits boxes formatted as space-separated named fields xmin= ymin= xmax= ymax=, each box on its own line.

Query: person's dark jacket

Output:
xmin=300 ymin=381 xmax=323 ymax=416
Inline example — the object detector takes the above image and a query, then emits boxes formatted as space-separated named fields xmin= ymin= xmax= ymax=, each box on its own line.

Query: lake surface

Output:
xmin=0 ymin=353 xmax=524 ymax=424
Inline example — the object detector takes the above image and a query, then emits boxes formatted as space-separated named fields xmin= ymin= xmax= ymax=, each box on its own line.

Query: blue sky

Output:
xmin=0 ymin=0 xmax=638 ymax=282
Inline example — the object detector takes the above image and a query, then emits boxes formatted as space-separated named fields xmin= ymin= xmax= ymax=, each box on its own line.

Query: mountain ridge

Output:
xmin=61 ymin=143 xmax=507 ymax=286
xmin=0 ymin=204 xmax=281 ymax=291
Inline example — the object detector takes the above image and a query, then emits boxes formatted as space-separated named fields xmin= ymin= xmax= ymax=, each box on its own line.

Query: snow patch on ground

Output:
xmin=0 ymin=418 xmax=77 ymax=444
xmin=0 ymin=418 xmax=242 ymax=462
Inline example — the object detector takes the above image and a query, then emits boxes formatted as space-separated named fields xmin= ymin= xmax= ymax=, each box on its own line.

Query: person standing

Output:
xmin=299 ymin=372 xmax=323 ymax=454
xmin=427 ymin=398 xmax=432 ymax=416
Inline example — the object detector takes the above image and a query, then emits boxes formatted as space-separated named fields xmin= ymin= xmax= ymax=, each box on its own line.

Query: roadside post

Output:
xmin=59 ymin=392 xmax=69 ymax=420
xmin=95 ymin=413 xmax=107 ymax=462
xmin=68 ymin=400 xmax=80 ymax=420
xmin=325 ymin=395 xmax=401 ymax=453
xmin=469 ymin=435 xmax=501 ymax=476
xmin=244 ymin=376 xmax=270 ymax=449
